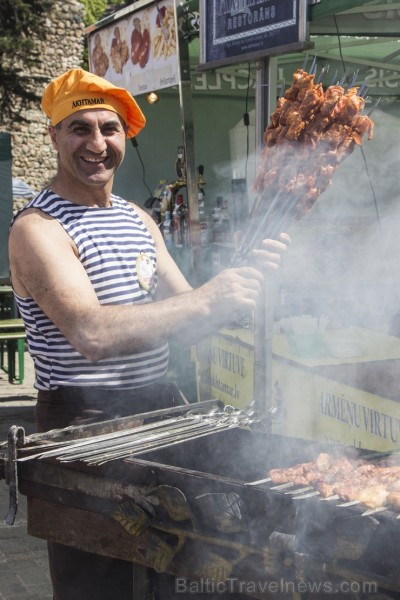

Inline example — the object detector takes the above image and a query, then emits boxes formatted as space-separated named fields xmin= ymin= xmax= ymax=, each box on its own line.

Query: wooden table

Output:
xmin=0 ymin=318 xmax=24 ymax=330
xmin=0 ymin=317 xmax=26 ymax=384
xmin=0 ymin=285 xmax=16 ymax=318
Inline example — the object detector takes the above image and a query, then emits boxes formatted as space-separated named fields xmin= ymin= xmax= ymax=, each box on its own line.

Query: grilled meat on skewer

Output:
xmin=269 ymin=453 xmax=400 ymax=511
xmin=233 ymin=68 xmax=374 ymax=265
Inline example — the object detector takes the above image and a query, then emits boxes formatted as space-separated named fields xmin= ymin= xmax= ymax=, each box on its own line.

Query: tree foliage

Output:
xmin=0 ymin=0 xmax=53 ymax=121
xmin=0 ymin=0 xmax=52 ymax=58
xmin=81 ymin=0 xmax=131 ymax=27
xmin=81 ymin=0 xmax=108 ymax=27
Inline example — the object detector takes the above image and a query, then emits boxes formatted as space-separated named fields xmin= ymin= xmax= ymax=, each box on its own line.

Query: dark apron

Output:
xmin=35 ymin=380 xmax=185 ymax=600
xmin=36 ymin=380 xmax=186 ymax=432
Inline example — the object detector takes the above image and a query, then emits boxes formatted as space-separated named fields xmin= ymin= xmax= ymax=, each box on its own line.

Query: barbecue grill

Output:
xmin=1 ymin=399 xmax=399 ymax=600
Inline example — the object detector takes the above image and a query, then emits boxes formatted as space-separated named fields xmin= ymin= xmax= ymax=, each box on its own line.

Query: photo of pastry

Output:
xmin=131 ymin=16 xmax=151 ymax=69
xmin=91 ymin=32 xmax=109 ymax=77
xmin=110 ymin=25 xmax=129 ymax=74
xmin=152 ymin=3 xmax=177 ymax=60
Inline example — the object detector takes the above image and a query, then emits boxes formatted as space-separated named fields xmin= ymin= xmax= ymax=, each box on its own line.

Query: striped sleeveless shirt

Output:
xmin=12 ymin=189 xmax=169 ymax=390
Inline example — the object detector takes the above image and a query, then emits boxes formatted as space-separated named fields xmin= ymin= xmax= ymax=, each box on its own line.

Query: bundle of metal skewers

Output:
xmin=16 ymin=403 xmax=259 ymax=467
xmin=231 ymin=59 xmax=377 ymax=267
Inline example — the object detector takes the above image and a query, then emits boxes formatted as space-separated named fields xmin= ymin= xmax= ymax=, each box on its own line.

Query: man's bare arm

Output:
xmin=9 ymin=208 xmax=266 ymax=361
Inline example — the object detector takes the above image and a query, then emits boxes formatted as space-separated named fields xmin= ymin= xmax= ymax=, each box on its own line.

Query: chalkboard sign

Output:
xmin=199 ymin=0 xmax=311 ymax=70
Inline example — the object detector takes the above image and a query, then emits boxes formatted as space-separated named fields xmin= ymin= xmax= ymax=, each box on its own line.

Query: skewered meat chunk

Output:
xmin=282 ymin=110 xmax=305 ymax=141
xmin=278 ymin=100 xmax=301 ymax=126
xmin=357 ymin=485 xmax=389 ymax=509
xmin=353 ymin=114 xmax=374 ymax=143
xmin=331 ymin=481 xmax=367 ymax=502
xmin=269 ymin=97 xmax=287 ymax=128
xmin=269 ymin=461 xmax=315 ymax=484
xmin=284 ymin=69 xmax=315 ymax=101
xmin=387 ymin=492 xmax=400 ymax=511
xmin=320 ymin=85 xmax=345 ymax=118
xmin=299 ymin=84 xmax=325 ymax=119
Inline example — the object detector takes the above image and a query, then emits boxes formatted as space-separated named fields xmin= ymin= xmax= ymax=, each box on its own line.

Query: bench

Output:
xmin=0 ymin=329 xmax=26 ymax=385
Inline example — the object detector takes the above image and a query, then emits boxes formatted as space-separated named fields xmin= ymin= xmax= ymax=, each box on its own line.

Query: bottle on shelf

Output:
xmin=171 ymin=197 xmax=181 ymax=247
xmin=220 ymin=197 xmax=231 ymax=244
xmin=172 ymin=194 xmax=186 ymax=247
xmin=180 ymin=204 xmax=189 ymax=247
xmin=160 ymin=186 xmax=172 ymax=223
xmin=153 ymin=179 xmax=167 ymax=200
xmin=211 ymin=196 xmax=223 ymax=243
xmin=198 ymin=189 xmax=209 ymax=247
xmin=163 ymin=210 xmax=173 ymax=249
xmin=175 ymin=146 xmax=186 ymax=184
xmin=197 ymin=164 xmax=205 ymax=190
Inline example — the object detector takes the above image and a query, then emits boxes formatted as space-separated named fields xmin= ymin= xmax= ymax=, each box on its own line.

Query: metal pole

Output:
xmin=175 ymin=1 xmax=203 ymax=286
xmin=254 ymin=56 xmax=278 ymax=417
xmin=255 ymin=57 xmax=278 ymax=149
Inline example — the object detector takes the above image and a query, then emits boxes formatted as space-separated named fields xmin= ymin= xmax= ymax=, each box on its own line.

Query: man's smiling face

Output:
xmin=49 ymin=108 xmax=128 ymax=197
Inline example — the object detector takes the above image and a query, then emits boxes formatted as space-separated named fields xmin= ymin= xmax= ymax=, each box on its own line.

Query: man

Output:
xmin=9 ymin=68 xmax=290 ymax=599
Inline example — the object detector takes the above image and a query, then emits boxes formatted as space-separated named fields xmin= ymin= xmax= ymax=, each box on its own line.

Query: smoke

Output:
xmin=202 ymin=100 xmax=400 ymax=465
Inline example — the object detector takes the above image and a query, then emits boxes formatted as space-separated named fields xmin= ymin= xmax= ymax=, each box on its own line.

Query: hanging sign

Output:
xmin=86 ymin=0 xmax=179 ymax=95
xmin=198 ymin=0 xmax=311 ymax=71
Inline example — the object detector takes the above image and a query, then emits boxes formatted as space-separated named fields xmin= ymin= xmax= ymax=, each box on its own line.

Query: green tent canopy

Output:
xmin=286 ymin=0 xmax=400 ymax=96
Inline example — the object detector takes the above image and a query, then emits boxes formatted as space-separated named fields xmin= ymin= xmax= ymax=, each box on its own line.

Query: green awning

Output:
xmin=310 ymin=0 xmax=388 ymax=24
xmin=288 ymin=0 xmax=400 ymax=96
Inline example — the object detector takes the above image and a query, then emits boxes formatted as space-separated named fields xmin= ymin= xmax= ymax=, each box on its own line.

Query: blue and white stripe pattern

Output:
xmin=13 ymin=189 xmax=169 ymax=390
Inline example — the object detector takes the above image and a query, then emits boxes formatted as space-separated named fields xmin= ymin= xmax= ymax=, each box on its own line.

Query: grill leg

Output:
xmin=17 ymin=337 xmax=25 ymax=384
xmin=5 ymin=425 xmax=26 ymax=525
xmin=6 ymin=338 xmax=25 ymax=384
xmin=7 ymin=339 xmax=16 ymax=384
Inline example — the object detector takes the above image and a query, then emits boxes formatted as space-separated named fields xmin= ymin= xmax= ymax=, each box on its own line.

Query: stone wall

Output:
xmin=0 ymin=0 xmax=85 ymax=196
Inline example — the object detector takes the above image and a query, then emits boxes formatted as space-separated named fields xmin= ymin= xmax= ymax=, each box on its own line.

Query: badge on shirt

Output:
xmin=136 ymin=252 xmax=156 ymax=291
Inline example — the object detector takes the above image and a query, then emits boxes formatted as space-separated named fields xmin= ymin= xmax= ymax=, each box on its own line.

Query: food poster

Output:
xmin=88 ymin=0 xmax=179 ymax=95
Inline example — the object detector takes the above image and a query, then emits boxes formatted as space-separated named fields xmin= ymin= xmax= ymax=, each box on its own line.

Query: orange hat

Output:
xmin=41 ymin=68 xmax=146 ymax=138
